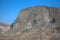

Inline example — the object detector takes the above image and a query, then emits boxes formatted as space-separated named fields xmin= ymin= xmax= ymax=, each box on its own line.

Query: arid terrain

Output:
xmin=0 ymin=6 xmax=60 ymax=40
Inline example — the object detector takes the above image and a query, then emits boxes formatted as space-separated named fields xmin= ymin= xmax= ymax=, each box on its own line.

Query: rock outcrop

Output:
xmin=0 ymin=6 xmax=60 ymax=40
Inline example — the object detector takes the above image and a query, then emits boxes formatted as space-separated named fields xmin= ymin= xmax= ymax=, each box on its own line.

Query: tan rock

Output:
xmin=0 ymin=6 xmax=60 ymax=40
xmin=0 ymin=22 xmax=10 ymax=33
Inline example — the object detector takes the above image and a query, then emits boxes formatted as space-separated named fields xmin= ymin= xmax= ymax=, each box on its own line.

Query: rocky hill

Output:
xmin=0 ymin=6 xmax=60 ymax=40
xmin=0 ymin=22 xmax=10 ymax=33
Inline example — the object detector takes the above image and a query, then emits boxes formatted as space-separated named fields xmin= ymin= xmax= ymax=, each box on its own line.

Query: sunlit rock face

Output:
xmin=0 ymin=6 xmax=60 ymax=40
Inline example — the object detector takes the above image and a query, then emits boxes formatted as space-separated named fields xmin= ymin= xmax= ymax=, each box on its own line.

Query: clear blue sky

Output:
xmin=0 ymin=0 xmax=60 ymax=24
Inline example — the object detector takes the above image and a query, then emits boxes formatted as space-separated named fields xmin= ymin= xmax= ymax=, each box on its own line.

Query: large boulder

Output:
xmin=0 ymin=6 xmax=60 ymax=40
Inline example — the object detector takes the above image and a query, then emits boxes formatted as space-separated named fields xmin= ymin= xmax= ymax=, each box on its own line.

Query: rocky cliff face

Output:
xmin=0 ymin=6 xmax=60 ymax=40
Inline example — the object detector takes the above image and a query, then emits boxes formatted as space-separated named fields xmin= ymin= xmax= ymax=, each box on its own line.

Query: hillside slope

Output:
xmin=0 ymin=6 xmax=60 ymax=40
xmin=0 ymin=22 xmax=10 ymax=33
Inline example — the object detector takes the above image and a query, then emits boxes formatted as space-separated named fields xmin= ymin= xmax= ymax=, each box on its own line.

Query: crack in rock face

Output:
xmin=0 ymin=6 xmax=60 ymax=40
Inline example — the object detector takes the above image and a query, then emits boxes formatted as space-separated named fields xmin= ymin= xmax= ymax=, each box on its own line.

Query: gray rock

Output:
xmin=0 ymin=6 xmax=60 ymax=40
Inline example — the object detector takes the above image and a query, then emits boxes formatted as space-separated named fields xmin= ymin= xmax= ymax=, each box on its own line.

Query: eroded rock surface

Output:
xmin=0 ymin=6 xmax=60 ymax=40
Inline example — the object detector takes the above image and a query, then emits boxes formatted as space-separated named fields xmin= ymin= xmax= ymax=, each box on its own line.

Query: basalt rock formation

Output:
xmin=0 ymin=6 xmax=60 ymax=40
